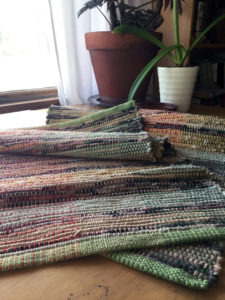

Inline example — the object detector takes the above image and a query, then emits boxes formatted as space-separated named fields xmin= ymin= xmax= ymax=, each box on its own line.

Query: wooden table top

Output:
xmin=1 ymin=104 xmax=225 ymax=300
xmin=1 ymin=256 xmax=225 ymax=300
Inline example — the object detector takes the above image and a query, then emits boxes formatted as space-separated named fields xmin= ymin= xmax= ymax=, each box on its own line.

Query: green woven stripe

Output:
xmin=41 ymin=100 xmax=138 ymax=131
xmin=1 ymin=225 xmax=225 ymax=272
xmin=107 ymin=252 xmax=209 ymax=289
xmin=46 ymin=105 xmax=91 ymax=124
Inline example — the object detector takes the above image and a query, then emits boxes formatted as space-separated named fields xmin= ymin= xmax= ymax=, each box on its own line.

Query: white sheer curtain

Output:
xmin=49 ymin=0 xmax=109 ymax=105
xmin=49 ymin=0 xmax=149 ymax=106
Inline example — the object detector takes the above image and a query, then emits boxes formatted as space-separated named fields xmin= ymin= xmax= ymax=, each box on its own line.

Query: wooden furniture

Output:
xmin=1 ymin=255 xmax=225 ymax=300
xmin=1 ymin=105 xmax=225 ymax=300
xmin=0 ymin=88 xmax=59 ymax=114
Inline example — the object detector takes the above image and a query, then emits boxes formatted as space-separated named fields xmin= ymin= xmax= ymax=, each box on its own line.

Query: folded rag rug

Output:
xmin=106 ymin=241 xmax=225 ymax=289
xmin=46 ymin=105 xmax=94 ymax=124
xmin=1 ymin=154 xmax=225 ymax=275
xmin=46 ymin=105 xmax=90 ymax=125
xmin=1 ymin=101 xmax=225 ymax=290
xmin=0 ymin=130 xmax=174 ymax=162
xmin=45 ymin=102 xmax=176 ymax=125
xmin=106 ymin=109 xmax=225 ymax=289
xmin=140 ymin=109 xmax=225 ymax=188
xmin=42 ymin=100 xmax=142 ymax=133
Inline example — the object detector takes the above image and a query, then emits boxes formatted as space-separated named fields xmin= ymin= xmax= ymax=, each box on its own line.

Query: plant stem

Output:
xmin=96 ymin=6 xmax=111 ymax=28
xmin=182 ymin=13 xmax=225 ymax=66
xmin=173 ymin=0 xmax=182 ymax=65
xmin=115 ymin=0 xmax=122 ymax=21
xmin=128 ymin=44 xmax=182 ymax=100
xmin=108 ymin=2 xmax=119 ymax=30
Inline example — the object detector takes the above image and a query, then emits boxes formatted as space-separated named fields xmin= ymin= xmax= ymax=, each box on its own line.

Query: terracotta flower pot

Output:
xmin=85 ymin=31 xmax=162 ymax=107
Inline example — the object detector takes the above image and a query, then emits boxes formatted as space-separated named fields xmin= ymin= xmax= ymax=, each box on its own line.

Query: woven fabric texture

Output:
xmin=105 ymin=109 xmax=225 ymax=290
xmin=46 ymin=105 xmax=92 ymax=124
xmin=1 ymin=154 xmax=225 ymax=273
xmin=45 ymin=103 xmax=176 ymax=125
xmin=140 ymin=109 xmax=225 ymax=188
xmin=1 ymin=101 xmax=179 ymax=163
xmin=45 ymin=105 xmax=225 ymax=187
xmin=0 ymin=130 xmax=174 ymax=162
xmin=41 ymin=100 xmax=142 ymax=133
xmin=44 ymin=104 xmax=225 ymax=289
xmin=1 ymin=102 xmax=225 ymax=290
xmin=107 ymin=241 xmax=225 ymax=289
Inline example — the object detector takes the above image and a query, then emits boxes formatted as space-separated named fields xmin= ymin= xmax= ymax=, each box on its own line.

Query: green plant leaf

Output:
xmin=173 ymin=0 xmax=182 ymax=64
xmin=128 ymin=44 xmax=182 ymax=101
xmin=113 ymin=25 xmax=177 ymax=64
xmin=182 ymin=14 xmax=225 ymax=65
xmin=113 ymin=25 xmax=165 ymax=49
xmin=78 ymin=0 xmax=104 ymax=17
xmin=178 ymin=45 xmax=187 ymax=66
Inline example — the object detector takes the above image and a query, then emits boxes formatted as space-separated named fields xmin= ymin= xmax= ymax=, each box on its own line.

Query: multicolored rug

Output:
xmin=42 ymin=100 xmax=142 ymax=133
xmin=0 ymin=130 xmax=175 ymax=162
xmin=44 ymin=103 xmax=225 ymax=289
xmin=140 ymin=109 xmax=225 ymax=188
xmin=45 ymin=104 xmax=225 ymax=188
xmin=46 ymin=105 xmax=94 ymax=124
xmin=45 ymin=102 xmax=176 ymax=125
xmin=1 ymin=153 xmax=225 ymax=274
xmin=1 ymin=102 xmax=225 ymax=290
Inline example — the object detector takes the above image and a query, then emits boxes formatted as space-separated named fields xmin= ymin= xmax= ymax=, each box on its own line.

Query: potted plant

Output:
xmin=114 ymin=0 xmax=225 ymax=112
xmin=78 ymin=0 xmax=164 ymax=107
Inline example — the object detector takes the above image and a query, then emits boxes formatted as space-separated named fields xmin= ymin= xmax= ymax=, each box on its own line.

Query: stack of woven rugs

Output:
xmin=1 ymin=100 xmax=225 ymax=289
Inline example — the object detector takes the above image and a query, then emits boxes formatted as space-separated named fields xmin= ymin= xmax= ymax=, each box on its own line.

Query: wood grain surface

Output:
xmin=1 ymin=256 xmax=225 ymax=300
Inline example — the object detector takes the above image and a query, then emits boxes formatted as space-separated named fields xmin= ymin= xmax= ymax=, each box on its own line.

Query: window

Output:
xmin=0 ymin=0 xmax=58 ymax=112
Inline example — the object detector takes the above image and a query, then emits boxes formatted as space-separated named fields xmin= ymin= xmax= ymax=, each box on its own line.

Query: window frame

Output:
xmin=0 ymin=87 xmax=59 ymax=114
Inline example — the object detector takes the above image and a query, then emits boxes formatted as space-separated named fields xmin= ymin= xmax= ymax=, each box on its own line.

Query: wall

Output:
xmin=157 ymin=0 xmax=195 ymax=66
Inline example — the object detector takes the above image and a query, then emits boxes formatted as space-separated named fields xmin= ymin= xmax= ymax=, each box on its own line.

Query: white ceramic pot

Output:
xmin=158 ymin=66 xmax=199 ymax=112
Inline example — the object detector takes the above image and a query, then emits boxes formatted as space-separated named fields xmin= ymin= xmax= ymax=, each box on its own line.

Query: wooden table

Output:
xmin=1 ymin=105 xmax=225 ymax=300
xmin=1 ymin=256 xmax=225 ymax=300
